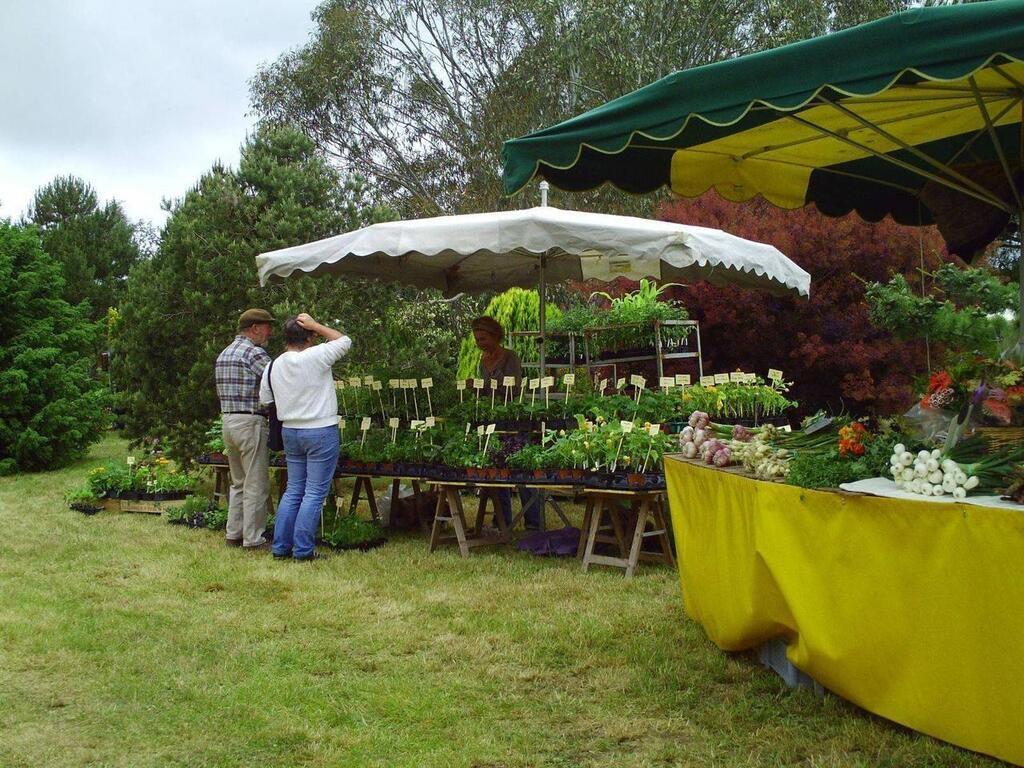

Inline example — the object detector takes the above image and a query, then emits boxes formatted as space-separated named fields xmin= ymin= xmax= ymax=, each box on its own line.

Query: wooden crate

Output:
xmin=118 ymin=499 xmax=176 ymax=515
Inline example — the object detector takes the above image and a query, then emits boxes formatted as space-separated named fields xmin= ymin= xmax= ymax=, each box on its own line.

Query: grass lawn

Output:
xmin=0 ymin=434 xmax=1000 ymax=767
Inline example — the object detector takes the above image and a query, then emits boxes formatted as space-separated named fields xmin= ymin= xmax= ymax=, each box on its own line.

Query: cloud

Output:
xmin=0 ymin=0 xmax=318 ymax=224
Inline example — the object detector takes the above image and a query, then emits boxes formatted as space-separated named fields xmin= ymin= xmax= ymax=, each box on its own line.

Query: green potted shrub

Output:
xmin=321 ymin=513 xmax=386 ymax=551
xmin=65 ymin=485 xmax=103 ymax=515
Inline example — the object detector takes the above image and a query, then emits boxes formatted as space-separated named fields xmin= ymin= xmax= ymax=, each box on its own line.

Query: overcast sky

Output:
xmin=0 ymin=0 xmax=319 ymax=227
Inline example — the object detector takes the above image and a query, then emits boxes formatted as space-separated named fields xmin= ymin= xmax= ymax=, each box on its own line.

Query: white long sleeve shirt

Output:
xmin=259 ymin=336 xmax=351 ymax=429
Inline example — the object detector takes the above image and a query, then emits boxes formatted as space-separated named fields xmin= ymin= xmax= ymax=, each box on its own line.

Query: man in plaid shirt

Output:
xmin=215 ymin=308 xmax=274 ymax=549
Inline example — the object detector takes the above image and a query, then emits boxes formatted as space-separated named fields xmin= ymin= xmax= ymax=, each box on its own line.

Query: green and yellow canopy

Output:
xmin=502 ymin=0 xmax=1024 ymax=257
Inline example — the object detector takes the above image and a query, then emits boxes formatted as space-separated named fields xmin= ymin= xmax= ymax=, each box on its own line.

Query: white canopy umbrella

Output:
xmin=257 ymin=198 xmax=810 ymax=371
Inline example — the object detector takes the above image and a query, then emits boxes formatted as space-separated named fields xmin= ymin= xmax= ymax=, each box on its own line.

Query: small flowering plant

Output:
xmin=838 ymin=422 xmax=869 ymax=457
xmin=919 ymin=370 xmax=964 ymax=412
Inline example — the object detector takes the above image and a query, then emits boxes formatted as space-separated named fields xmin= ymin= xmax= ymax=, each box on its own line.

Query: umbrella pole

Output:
xmin=1018 ymin=208 xmax=1023 ymax=355
xmin=539 ymin=253 xmax=547 ymax=377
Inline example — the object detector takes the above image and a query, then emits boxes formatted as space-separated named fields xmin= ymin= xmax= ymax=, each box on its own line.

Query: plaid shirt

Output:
xmin=215 ymin=336 xmax=271 ymax=414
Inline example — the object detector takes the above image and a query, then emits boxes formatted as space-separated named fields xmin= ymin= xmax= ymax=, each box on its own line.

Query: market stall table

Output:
xmin=664 ymin=455 xmax=1024 ymax=766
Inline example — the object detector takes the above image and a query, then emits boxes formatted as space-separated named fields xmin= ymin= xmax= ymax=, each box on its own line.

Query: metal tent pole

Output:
xmin=539 ymin=181 xmax=550 ymax=377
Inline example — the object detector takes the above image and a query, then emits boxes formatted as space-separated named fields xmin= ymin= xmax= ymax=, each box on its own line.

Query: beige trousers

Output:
xmin=222 ymin=414 xmax=270 ymax=546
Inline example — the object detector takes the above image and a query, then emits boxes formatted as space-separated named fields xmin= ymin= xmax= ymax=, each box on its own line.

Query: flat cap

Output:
xmin=238 ymin=308 xmax=275 ymax=330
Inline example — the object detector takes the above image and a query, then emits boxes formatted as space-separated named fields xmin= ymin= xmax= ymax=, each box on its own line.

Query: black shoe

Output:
xmin=272 ymin=551 xmax=292 ymax=560
xmin=293 ymin=551 xmax=327 ymax=562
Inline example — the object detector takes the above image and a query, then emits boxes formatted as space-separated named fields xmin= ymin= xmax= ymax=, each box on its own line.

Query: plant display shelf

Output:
xmin=579 ymin=489 xmax=674 ymax=579
xmin=583 ymin=319 xmax=703 ymax=380
xmin=509 ymin=329 xmax=584 ymax=370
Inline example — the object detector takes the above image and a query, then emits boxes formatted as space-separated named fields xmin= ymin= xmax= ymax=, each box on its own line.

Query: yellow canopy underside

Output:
xmin=664 ymin=457 xmax=1024 ymax=766
xmin=669 ymin=62 xmax=1024 ymax=207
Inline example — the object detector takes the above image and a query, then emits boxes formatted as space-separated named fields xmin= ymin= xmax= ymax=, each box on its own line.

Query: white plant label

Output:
xmin=373 ymin=381 xmax=383 ymax=391
xmin=349 ymin=376 xmax=361 ymax=387
xmin=363 ymin=375 xmax=374 ymax=385
xmin=630 ymin=374 xmax=646 ymax=388
xmin=541 ymin=376 xmax=555 ymax=388
xmin=425 ymin=416 xmax=436 ymax=428
xmin=338 ymin=418 xmax=346 ymax=429
xmin=648 ymin=423 xmax=661 ymax=436
xmin=659 ymin=376 xmax=674 ymax=389
xmin=334 ymin=380 xmax=345 ymax=390
xmin=490 ymin=378 xmax=498 ymax=391
xmin=421 ymin=378 xmax=433 ymax=389
xmin=620 ymin=420 xmax=634 ymax=433
xmin=562 ymin=373 xmax=575 ymax=386
xmin=485 ymin=423 xmax=496 ymax=435
xmin=714 ymin=373 xmax=730 ymax=385
xmin=473 ymin=378 xmax=484 ymax=390
xmin=502 ymin=376 xmax=516 ymax=387
xmin=456 ymin=380 xmax=467 ymax=391
xmin=598 ymin=378 xmax=608 ymax=392
xmin=676 ymin=374 xmax=691 ymax=387
xmin=389 ymin=379 xmax=400 ymax=389
xmin=700 ymin=375 xmax=715 ymax=387
xmin=768 ymin=368 xmax=784 ymax=383
xmin=477 ymin=425 xmax=486 ymax=436
xmin=615 ymin=377 xmax=626 ymax=390
xmin=388 ymin=417 xmax=400 ymax=429
xmin=126 ymin=456 xmax=136 ymax=466
xmin=410 ymin=420 xmax=424 ymax=430
xmin=360 ymin=417 xmax=372 ymax=431
xmin=729 ymin=371 xmax=744 ymax=383
xmin=529 ymin=378 xmax=539 ymax=390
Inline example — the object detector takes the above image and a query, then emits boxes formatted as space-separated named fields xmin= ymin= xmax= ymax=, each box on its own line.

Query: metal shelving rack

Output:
xmin=510 ymin=320 xmax=702 ymax=381
xmin=583 ymin=319 xmax=703 ymax=381
xmin=509 ymin=330 xmax=583 ymax=372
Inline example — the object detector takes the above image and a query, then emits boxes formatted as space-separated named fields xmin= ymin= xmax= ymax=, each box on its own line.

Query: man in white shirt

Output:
xmin=260 ymin=313 xmax=351 ymax=561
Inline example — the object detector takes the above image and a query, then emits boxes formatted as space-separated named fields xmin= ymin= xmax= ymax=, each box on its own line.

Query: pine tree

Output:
xmin=0 ymin=221 xmax=109 ymax=473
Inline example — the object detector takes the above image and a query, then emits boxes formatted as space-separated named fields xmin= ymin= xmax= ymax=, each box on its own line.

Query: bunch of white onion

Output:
xmin=889 ymin=443 xmax=979 ymax=498
xmin=730 ymin=437 xmax=790 ymax=480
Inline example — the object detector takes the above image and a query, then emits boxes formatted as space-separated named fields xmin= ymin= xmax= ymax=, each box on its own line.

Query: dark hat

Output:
xmin=238 ymin=308 xmax=275 ymax=330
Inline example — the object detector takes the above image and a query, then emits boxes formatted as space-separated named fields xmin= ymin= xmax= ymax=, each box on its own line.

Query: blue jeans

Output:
xmin=274 ymin=426 xmax=339 ymax=559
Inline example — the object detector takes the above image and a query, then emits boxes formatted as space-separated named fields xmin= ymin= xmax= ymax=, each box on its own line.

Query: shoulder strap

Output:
xmin=267 ymin=357 xmax=276 ymax=397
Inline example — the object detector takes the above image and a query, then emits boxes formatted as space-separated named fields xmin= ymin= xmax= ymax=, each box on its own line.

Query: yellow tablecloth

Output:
xmin=665 ymin=456 xmax=1024 ymax=766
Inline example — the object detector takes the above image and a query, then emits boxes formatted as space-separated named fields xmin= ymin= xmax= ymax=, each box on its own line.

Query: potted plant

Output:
xmin=65 ymin=486 xmax=103 ymax=515
xmin=200 ymin=418 xmax=229 ymax=464
xmin=320 ymin=513 xmax=386 ymax=551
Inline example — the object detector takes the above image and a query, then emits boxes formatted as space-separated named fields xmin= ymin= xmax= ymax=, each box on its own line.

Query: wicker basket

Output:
xmin=975 ymin=426 xmax=1024 ymax=450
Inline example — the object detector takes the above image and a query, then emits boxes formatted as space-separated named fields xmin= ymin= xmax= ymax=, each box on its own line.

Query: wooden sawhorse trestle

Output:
xmin=580 ymin=489 xmax=674 ymax=578
xmin=429 ymin=483 xmax=511 ymax=557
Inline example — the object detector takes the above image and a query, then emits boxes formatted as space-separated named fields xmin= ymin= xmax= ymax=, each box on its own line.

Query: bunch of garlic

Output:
xmin=677 ymin=425 xmax=709 ymax=459
xmin=889 ymin=443 xmax=979 ymax=498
